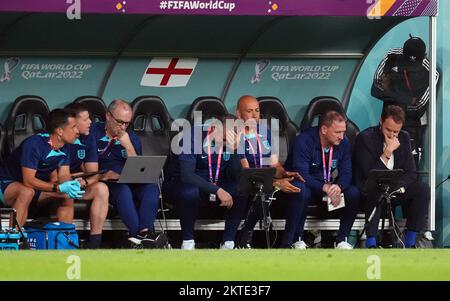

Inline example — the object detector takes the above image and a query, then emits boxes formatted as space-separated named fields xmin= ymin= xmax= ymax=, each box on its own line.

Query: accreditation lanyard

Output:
xmin=99 ymin=134 xmax=118 ymax=155
xmin=321 ymin=146 xmax=334 ymax=183
xmin=207 ymin=128 xmax=223 ymax=185
xmin=246 ymin=131 xmax=263 ymax=168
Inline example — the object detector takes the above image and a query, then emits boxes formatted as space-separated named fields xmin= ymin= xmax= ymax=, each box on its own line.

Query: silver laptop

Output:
xmin=115 ymin=155 xmax=167 ymax=184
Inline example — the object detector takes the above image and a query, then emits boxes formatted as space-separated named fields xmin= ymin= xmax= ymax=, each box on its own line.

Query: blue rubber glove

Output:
xmin=58 ymin=180 xmax=85 ymax=199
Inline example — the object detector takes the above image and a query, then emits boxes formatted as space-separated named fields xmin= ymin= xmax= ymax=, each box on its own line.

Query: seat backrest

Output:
xmin=186 ymin=96 xmax=228 ymax=125
xmin=300 ymin=96 xmax=345 ymax=131
xmin=5 ymin=95 xmax=49 ymax=155
xmin=345 ymin=119 xmax=360 ymax=150
xmin=257 ymin=96 xmax=299 ymax=164
xmin=73 ymin=96 xmax=107 ymax=122
xmin=300 ymin=96 xmax=360 ymax=147
xmin=131 ymin=96 xmax=173 ymax=156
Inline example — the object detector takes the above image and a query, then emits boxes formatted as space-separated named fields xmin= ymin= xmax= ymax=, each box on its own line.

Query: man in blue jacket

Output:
xmin=281 ymin=111 xmax=360 ymax=249
xmin=235 ymin=95 xmax=303 ymax=249
xmin=163 ymin=114 xmax=244 ymax=250
xmin=353 ymin=105 xmax=428 ymax=248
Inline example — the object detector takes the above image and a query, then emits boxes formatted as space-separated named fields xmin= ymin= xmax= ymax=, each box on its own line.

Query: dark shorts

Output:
xmin=0 ymin=179 xmax=42 ymax=209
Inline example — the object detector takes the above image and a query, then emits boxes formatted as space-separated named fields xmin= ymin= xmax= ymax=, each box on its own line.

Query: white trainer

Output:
xmin=220 ymin=241 xmax=235 ymax=250
xmin=335 ymin=239 xmax=353 ymax=250
xmin=128 ymin=237 xmax=143 ymax=249
xmin=424 ymin=231 xmax=434 ymax=241
xmin=181 ymin=239 xmax=195 ymax=250
xmin=292 ymin=240 xmax=307 ymax=250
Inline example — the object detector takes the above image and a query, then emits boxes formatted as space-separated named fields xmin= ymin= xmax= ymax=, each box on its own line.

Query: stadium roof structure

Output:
xmin=0 ymin=0 xmax=439 ymax=17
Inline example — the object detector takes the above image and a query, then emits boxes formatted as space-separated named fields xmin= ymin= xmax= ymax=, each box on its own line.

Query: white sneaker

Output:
xmin=291 ymin=240 xmax=307 ymax=250
xmin=424 ymin=231 xmax=434 ymax=241
xmin=128 ymin=237 xmax=143 ymax=249
xmin=181 ymin=239 xmax=195 ymax=250
xmin=335 ymin=239 xmax=353 ymax=250
xmin=220 ymin=241 xmax=235 ymax=250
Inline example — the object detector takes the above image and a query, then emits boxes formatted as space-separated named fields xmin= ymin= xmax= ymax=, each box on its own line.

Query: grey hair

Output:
xmin=108 ymin=99 xmax=132 ymax=113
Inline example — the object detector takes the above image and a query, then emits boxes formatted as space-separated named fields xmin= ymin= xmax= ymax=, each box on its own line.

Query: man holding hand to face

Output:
xmin=354 ymin=105 xmax=429 ymax=248
xmin=91 ymin=99 xmax=165 ymax=248
xmin=235 ymin=95 xmax=304 ymax=248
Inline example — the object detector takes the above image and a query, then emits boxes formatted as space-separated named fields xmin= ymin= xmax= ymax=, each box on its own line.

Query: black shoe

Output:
xmin=138 ymin=230 xmax=169 ymax=249
xmin=237 ymin=229 xmax=253 ymax=249
xmin=239 ymin=243 xmax=252 ymax=249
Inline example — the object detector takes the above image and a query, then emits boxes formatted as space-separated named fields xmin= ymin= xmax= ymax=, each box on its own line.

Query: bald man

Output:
xmin=235 ymin=95 xmax=304 ymax=248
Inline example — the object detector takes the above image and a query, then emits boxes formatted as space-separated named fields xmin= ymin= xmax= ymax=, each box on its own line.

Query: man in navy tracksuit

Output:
xmin=235 ymin=95 xmax=303 ymax=248
xmin=163 ymin=114 xmax=244 ymax=250
xmin=281 ymin=111 xmax=360 ymax=249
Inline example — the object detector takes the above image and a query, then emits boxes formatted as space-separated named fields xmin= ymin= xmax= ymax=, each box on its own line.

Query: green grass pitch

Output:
xmin=0 ymin=249 xmax=449 ymax=281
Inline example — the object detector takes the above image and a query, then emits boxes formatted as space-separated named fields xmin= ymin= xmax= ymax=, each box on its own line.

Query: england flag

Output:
xmin=140 ymin=57 xmax=198 ymax=87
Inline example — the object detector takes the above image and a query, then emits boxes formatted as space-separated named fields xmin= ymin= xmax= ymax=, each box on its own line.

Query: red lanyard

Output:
xmin=403 ymin=69 xmax=413 ymax=93
xmin=322 ymin=147 xmax=333 ymax=183
xmin=246 ymin=130 xmax=263 ymax=168
xmin=99 ymin=137 xmax=117 ymax=155
xmin=206 ymin=128 xmax=223 ymax=184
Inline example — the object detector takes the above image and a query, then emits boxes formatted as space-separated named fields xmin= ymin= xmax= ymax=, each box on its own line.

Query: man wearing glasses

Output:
xmin=90 ymin=99 xmax=166 ymax=248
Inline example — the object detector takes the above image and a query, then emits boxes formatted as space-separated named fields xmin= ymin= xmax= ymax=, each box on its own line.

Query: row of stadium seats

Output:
xmin=0 ymin=94 xmax=366 ymax=232
xmin=0 ymin=94 xmax=360 ymax=165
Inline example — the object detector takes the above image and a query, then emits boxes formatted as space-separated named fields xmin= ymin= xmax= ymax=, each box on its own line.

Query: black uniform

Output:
xmin=371 ymin=44 xmax=439 ymax=167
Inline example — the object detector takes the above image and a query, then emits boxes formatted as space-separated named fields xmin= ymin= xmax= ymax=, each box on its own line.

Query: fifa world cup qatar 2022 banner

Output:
xmin=0 ymin=0 xmax=438 ymax=17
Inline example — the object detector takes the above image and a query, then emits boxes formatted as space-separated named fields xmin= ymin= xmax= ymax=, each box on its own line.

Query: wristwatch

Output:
xmin=52 ymin=184 xmax=58 ymax=192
